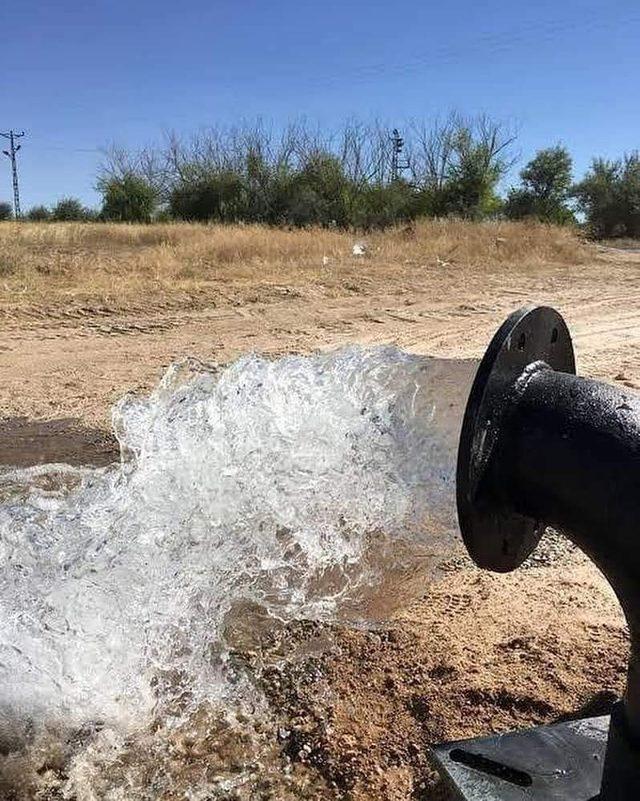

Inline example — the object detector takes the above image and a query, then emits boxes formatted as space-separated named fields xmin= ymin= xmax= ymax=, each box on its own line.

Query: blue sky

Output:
xmin=1 ymin=0 xmax=638 ymax=209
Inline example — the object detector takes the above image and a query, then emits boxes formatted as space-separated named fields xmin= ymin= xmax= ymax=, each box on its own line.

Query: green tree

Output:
xmin=0 ymin=201 xmax=13 ymax=221
xmin=26 ymin=205 xmax=51 ymax=221
xmin=619 ymin=152 xmax=640 ymax=238
xmin=505 ymin=146 xmax=574 ymax=223
xmin=573 ymin=153 xmax=640 ymax=238
xmin=100 ymin=173 xmax=157 ymax=222
xmin=52 ymin=197 xmax=90 ymax=222
xmin=440 ymin=129 xmax=505 ymax=218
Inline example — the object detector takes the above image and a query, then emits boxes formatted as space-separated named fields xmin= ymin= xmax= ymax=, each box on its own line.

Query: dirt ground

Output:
xmin=1 ymin=242 xmax=639 ymax=798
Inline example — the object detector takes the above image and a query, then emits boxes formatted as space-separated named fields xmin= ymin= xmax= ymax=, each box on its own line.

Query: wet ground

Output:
xmin=0 ymin=417 xmax=118 ymax=468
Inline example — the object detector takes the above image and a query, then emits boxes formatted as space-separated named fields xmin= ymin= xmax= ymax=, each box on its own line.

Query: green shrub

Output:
xmin=287 ymin=152 xmax=352 ymax=227
xmin=352 ymin=181 xmax=419 ymax=229
xmin=51 ymin=197 xmax=91 ymax=222
xmin=573 ymin=153 xmax=640 ymax=238
xmin=100 ymin=173 xmax=157 ymax=222
xmin=154 ymin=208 xmax=173 ymax=223
xmin=0 ymin=201 xmax=13 ymax=221
xmin=169 ymin=171 xmax=248 ymax=222
xmin=26 ymin=205 xmax=51 ymax=221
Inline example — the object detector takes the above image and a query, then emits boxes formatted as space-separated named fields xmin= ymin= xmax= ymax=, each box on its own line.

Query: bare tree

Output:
xmin=408 ymin=113 xmax=459 ymax=190
xmin=407 ymin=113 xmax=517 ymax=191
xmin=98 ymin=142 xmax=172 ymax=200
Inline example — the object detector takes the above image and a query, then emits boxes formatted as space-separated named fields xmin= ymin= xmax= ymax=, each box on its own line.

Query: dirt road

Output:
xmin=2 ymin=247 xmax=639 ymax=459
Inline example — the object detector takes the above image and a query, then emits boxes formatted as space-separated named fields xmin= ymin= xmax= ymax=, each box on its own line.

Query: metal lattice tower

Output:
xmin=1 ymin=130 xmax=25 ymax=218
xmin=390 ymin=128 xmax=409 ymax=182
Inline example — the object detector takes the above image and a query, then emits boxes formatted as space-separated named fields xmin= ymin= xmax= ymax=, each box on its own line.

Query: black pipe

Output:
xmin=456 ymin=305 xmax=640 ymax=797
xmin=499 ymin=365 xmax=640 ymax=734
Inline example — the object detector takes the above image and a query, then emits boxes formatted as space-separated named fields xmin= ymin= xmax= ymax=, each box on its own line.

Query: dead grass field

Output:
xmin=0 ymin=219 xmax=589 ymax=310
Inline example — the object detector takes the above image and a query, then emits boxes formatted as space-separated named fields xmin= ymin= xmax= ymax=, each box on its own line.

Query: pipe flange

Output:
xmin=456 ymin=305 xmax=575 ymax=572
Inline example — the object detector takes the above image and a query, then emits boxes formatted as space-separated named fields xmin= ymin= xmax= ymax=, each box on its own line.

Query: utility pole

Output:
xmin=1 ymin=130 xmax=25 ymax=218
xmin=390 ymin=128 xmax=409 ymax=182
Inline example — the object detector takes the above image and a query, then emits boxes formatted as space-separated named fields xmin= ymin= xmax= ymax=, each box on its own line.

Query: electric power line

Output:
xmin=1 ymin=130 xmax=26 ymax=218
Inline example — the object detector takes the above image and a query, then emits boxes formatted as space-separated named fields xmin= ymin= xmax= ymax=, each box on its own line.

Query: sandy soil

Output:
xmin=1 ymin=244 xmax=639 ymax=798
xmin=2 ymin=245 xmax=639 ymax=432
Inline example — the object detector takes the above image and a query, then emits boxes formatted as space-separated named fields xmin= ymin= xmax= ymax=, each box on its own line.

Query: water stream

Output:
xmin=0 ymin=346 xmax=474 ymax=799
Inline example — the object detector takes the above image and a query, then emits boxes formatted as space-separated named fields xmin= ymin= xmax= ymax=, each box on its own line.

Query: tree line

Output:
xmin=1 ymin=116 xmax=638 ymax=238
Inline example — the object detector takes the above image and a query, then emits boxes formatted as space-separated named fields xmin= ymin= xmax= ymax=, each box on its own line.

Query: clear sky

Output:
xmin=1 ymin=0 xmax=638 ymax=209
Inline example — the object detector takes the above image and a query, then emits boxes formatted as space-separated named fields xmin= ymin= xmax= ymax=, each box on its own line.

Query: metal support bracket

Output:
xmin=432 ymin=714 xmax=609 ymax=800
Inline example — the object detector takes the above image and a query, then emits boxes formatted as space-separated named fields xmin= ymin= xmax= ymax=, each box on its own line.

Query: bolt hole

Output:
xmin=517 ymin=333 xmax=526 ymax=351
xmin=551 ymin=327 xmax=558 ymax=344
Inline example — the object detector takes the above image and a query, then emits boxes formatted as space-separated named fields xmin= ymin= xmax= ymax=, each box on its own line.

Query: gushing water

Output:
xmin=0 ymin=347 xmax=472 ymax=798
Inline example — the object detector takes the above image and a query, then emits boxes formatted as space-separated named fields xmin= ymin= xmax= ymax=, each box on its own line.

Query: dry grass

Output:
xmin=0 ymin=219 xmax=590 ymax=311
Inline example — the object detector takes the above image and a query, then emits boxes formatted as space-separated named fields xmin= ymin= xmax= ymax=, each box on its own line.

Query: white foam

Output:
xmin=0 ymin=346 xmax=470 ymax=751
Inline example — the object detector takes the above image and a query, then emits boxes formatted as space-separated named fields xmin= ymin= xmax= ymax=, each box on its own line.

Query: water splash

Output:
xmin=0 ymin=346 xmax=473 ymax=797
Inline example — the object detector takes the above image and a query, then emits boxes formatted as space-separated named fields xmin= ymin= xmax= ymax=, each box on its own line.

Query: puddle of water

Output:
xmin=0 ymin=418 xmax=118 ymax=468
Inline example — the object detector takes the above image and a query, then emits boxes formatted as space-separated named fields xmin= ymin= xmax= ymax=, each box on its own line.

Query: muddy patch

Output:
xmin=0 ymin=417 xmax=118 ymax=468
